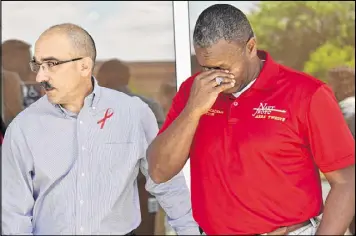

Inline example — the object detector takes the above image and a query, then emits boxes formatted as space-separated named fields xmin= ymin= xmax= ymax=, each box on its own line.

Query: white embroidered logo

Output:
xmin=252 ymin=103 xmax=286 ymax=117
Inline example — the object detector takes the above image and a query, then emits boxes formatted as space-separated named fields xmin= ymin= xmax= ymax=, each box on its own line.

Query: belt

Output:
xmin=199 ymin=218 xmax=318 ymax=235
xmin=260 ymin=218 xmax=318 ymax=235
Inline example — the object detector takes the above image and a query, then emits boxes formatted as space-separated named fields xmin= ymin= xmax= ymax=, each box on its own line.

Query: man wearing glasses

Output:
xmin=1 ymin=23 xmax=199 ymax=235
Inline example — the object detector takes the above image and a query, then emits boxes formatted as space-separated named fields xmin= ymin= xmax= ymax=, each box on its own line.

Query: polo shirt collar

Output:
xmin=250 ymin=50 xmax=280 ymax=91
xmin=232 ymin=78 xmax=257 ymax=98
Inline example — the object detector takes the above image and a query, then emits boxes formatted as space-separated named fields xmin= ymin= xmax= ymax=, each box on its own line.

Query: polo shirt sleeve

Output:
xmin=305 ymin=84 xmax=355 ymax=173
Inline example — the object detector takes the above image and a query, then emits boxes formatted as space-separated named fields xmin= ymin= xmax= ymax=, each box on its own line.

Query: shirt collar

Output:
xmin=87 ymin=76 xmax=101 ymax=108
xmin=53 ymin=76 xmax=101 ymax=116
xmin=232 ymin=78 xmax=257 ymax=98
xmin=249 ymin=50 xmax=280 ymax=91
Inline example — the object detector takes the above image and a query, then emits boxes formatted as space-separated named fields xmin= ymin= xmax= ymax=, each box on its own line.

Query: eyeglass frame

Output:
xmin=29 ymin=57 xmax=83 ymax=73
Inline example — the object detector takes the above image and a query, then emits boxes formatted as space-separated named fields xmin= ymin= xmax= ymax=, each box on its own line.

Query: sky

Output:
xmin=2 ymin=1 xmax=258 ymax=62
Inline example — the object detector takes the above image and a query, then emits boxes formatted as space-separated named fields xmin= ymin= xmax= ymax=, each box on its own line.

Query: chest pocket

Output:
xmin=88 ymin=110 xmax=142 ymax=175
xmin=94 ymin=142 xmax=139 ymax=174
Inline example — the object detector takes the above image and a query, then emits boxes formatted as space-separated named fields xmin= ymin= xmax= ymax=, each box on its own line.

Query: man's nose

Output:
xmin=35 ymin=67 xmax=48 ymax=83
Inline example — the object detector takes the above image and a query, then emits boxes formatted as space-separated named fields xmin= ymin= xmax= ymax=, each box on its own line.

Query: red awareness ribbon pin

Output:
xmin=97 ymin=108 xmax=114 ymax=129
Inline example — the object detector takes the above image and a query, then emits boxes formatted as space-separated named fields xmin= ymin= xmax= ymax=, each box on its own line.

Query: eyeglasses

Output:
xmin=29 ymin=57 xmax=83 ymax=73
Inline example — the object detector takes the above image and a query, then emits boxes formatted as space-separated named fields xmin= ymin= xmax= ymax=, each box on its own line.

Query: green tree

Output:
xmin=303 ymin=42 xmax=355 ymax=81
xmin=248 ymin=1 xmax=355 ymax=77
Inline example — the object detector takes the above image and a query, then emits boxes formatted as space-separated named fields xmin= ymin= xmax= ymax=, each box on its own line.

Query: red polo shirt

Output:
xmin=158 ymin=51 xmax=355 ymax=235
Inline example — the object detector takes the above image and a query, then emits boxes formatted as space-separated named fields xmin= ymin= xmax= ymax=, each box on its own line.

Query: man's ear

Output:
xmin=79 ymin=57 xmax=93 ymax=77
xmin=246 ymin=37 xmax=257 ymax=58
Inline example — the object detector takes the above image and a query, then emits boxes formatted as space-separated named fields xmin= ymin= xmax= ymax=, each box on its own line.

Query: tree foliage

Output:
xmin=248 ymin=1 xmax=355 ymax=80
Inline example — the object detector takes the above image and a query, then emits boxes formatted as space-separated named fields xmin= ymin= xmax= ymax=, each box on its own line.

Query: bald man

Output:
xmin=1 ymin=23 xmax=198 ymax=235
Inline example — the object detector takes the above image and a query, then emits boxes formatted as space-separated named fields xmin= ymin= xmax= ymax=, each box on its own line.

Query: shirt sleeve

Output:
xmin=136 ymin=98 xmax=200 ymax=235
xmin=305 ymin=84 xmax=355 ymax=173
xmin=1 ymin=120 xmax=34 ymax=235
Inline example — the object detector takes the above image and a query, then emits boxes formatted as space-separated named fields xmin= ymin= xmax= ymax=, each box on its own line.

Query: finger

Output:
xmin=200 ymin=72 xmax=235 ymax=86
xmin=195 ymin=70 xmax=217 ymax=80
xmin=211 ymin=80 xmax=236 ymax=93
xmin=207 ymin=76 xmax=235 ymax=87
xmin=197 ymin=70 xmax=233 ymax=82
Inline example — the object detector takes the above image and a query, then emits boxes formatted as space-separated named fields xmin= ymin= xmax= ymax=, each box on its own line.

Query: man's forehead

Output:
xmin=34 ymin=34 xmax=73 ymax=61
xmin=195 ymin=47 xmax=228 ymax=67
xmin=195 ymin=41 xmax=241 ymax=66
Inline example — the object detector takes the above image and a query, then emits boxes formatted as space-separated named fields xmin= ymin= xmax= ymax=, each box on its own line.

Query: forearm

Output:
xmin=316 ymin=183 xmax=355 ymax=235
xmin=147 ymin=107 xmax=200 ymax=183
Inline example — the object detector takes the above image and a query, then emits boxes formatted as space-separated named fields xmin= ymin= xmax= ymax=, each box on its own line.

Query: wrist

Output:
xmin=182 ymin=106 xmax=203 ymax=122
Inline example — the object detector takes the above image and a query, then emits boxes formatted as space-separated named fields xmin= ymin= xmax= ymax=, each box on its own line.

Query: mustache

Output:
xmin=40 ymin=81 xmax=54 ymax=90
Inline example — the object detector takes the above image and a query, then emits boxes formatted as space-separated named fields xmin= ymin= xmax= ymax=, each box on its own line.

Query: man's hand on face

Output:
xmin=185 ymin=70 xmax=235 ymax=118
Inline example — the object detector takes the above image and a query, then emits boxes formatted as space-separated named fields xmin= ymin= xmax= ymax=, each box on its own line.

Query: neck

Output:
xmin=236 ymin=57 xmax=262 ymax=93
xmin=248 ymin=57 xmax=263 ymax=84
xmin=62 ymin=77 xmax=94 ymax=114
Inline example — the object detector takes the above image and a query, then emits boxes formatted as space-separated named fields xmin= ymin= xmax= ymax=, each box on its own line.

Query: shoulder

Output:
xmin=277 ymin=64 xmax=325 ymax=94
xmin=135 ymin=95 xmax=164 ymax=113
xmin=99 ymin=87 xmax=153 ymax=117
xmin=179 ymin=72 xmax=199 ymax=93
xmin=170 ymin=72 xmax=199 ymax=106
xmin=274 ymin=64 xmax=335 ymax=109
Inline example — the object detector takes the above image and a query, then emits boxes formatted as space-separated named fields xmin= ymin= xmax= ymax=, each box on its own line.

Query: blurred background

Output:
xmin=1 ymin=1 xmax=355 ymax=235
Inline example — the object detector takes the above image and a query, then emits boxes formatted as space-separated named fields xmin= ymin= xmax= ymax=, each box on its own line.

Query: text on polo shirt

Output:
xmin=252 ymin=103 xmax=287 ymax=122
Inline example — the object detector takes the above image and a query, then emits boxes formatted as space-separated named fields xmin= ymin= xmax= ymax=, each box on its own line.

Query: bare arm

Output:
xmin=316 ymin=165 xmax=355 ymax=235
xmin=304 ymin=85 xmax=355 ymax=235
xmin=147 ymin=108 xmax=200 ymax=183
xmin=147 ymin=70 xmax=235 ymax=183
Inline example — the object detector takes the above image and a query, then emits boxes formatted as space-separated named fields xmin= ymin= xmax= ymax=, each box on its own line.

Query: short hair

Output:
xmin=43 ymin=23 xmax=97 ymax=64
xmin=327 ymin=66 xmax=355 ymax=102
xmin=193 ymin=4 xmax=254 ymax=48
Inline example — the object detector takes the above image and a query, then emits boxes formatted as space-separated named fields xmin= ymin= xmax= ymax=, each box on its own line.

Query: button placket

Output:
xmin=76 ymin=112 xmax=88 ymax=234
xmin=228 ymin=99 xmax=240 ymax=124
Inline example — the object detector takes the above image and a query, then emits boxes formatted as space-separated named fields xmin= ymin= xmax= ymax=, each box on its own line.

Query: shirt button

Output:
xmin=81 ymin=173 xmax=85 ymax=177
xmin=80 ymin=227 xmax=84 ymax=232
xmin=82 ymin=146 xmax=86 ymax=151
xmin=233 ymin=102 xmax=239 ymax=106
xmin=79 ymin=120 xmax=83 ymax=124
xmin=92 ymin=106 xmax=96 ymax=110
xmin=80 ymin=200 xmax=84 ymax=205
